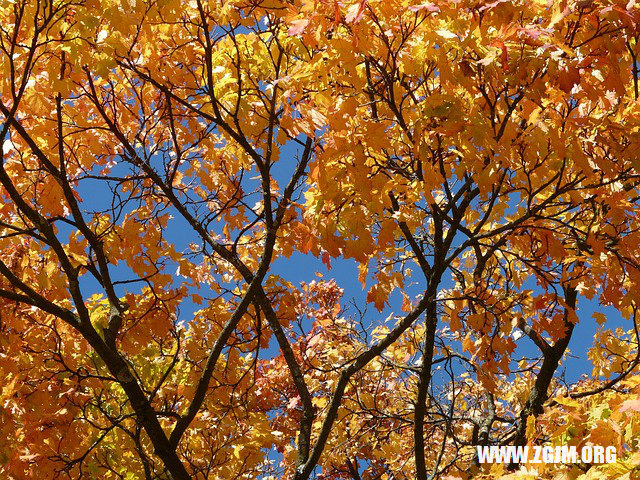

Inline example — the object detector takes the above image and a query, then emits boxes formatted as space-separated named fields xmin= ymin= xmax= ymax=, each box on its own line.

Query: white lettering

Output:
xmin=505 ymin=445 xmax=528 ymax=464
xmin=476 ymin=446 xmax=491 ymax=464
xmin=605 ymin=446 xmax=617 ymax=463
xmin=542 ymin=446 xmax=554 ymax=463
xmin=531 ymin=445 xmax=542 ymax=463
xmin=593 ymin=445 xmax=604 ymax=463
xmin=581 ymin=446 xmax=593 ymax=463
xmin=555 ymin=445 xmax=578 ymax=463
xmin=474 ymin=445 xmax=615 ymax=464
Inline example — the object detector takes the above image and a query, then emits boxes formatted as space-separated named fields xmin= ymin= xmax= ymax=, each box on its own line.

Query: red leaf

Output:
xmin=321 ymin=251 xmax=332 ymax=270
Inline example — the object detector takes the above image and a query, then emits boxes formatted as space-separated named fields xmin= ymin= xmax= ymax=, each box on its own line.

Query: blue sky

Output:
xmin=63 ymin=107 xmax=632 ymax=406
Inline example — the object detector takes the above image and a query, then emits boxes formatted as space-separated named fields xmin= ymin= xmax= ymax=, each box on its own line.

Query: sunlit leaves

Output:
xmin=3 ymin=0 xmax=640 ymax=479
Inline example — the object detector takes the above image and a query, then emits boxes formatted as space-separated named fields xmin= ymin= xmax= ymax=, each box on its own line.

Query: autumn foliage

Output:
xmin=2 ymin=0 xmax=640 ymax=479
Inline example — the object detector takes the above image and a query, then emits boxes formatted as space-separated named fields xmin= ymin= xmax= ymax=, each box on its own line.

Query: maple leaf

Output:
xmin=345 ymin=0 xmax=368 ymax=24
xmin=408 ymin=2 xmax=440 ymax=13
xmin=289 ymin=18 xmax=310 ymax=36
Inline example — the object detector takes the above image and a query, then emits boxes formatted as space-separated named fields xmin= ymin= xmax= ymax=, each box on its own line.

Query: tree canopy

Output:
xmin=2 ymin=0 xmax=640 ymax=479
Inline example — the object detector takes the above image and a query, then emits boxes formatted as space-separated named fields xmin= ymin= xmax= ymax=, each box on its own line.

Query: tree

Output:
xmin=1 ymin=0 xmax=640 ymax=478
